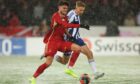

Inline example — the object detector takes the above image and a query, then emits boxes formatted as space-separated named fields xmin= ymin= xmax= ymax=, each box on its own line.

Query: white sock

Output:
xmin=88 ymin=59 xmax=97 ymax=74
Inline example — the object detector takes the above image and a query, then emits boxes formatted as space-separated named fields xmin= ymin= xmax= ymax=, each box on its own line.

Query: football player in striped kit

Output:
xmin=55 ymin=1 xmax=104 ymax=80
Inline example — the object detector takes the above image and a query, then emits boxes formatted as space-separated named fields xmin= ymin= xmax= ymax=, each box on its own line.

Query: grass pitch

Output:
xmin=0 ymin=55 xmax=140 ymax=84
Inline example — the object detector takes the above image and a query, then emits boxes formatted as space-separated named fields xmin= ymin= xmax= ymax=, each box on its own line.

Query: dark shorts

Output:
xmin=73 ymin=38 xmax=86 ymax=46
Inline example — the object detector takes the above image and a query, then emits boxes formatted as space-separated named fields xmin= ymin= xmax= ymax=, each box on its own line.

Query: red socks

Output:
xmin=68 ymin=51 xmax=80 ymax=67
xmin=33 ymin=63 xmax=48 ymax=78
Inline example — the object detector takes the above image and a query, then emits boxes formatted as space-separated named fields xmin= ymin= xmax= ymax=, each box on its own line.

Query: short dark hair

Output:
xmin=58 ymin=0 xmax=69 ymax=6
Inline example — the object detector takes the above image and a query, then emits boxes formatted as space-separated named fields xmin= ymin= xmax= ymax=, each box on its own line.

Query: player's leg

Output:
xmin=67 ymin=51 xmax=80 ymax=69
xmin=60 ymin=42 xmax=81 ymax=78
xmin=66 ymin=43 xmax=81 ymax=78
xmin=80 ymin=45 xmax=104 ymax=79
xmin=67 ymin=38 xmax=85 ymax=69
xmin=30 ymin=43 xmax=57 ymax=84
xmin=30 ymin=56 xmax=53 ymax=84
xmin=67 ymin=38 xmax=104 ymax=79
xmin=55 ymin=50 xmax=80 ymax=78
xmin=55 ymin=52 xmax=71 ymax=65
xmin=81 ymin=45 xmax=96 ymax=71
xmin=55 ymin=39 xmax=81 ymax=66
xmin=71 ymin=43 xmax=81 ymax=52
xmin=62 ymin=39 xmax=84 ymax=78
xmin=55 ymin=52 xmax=79 ymax=78
xmin=33 ymin=56 xmax=53 ymax=78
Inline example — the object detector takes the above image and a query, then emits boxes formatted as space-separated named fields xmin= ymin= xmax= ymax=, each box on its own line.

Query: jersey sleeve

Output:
xmin=54 ymin=14 xmax=80 ymax=28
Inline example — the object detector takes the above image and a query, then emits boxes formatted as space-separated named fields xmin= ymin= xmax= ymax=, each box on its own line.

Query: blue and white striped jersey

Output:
xmin=67 ymin=10 xmax=80 ymax=39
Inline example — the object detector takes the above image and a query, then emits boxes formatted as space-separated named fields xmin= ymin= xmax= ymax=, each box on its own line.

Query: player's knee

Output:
xmin=46 ymin=62 xmax=52 ymax=66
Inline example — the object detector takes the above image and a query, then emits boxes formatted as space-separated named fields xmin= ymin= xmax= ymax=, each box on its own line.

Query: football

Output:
xmin=80 ymin=73 xmax=91 ymax=84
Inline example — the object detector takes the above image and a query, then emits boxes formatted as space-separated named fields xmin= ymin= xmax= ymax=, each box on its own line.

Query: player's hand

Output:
xmin=80 ymin=24 xmax=90 ymax=30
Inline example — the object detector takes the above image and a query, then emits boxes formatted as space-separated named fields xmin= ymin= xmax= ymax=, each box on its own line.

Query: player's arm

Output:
xmin=55 ymin=15 xmax=79 ymax=28
xmin=55 ymin=15 xmax=90 ymax=30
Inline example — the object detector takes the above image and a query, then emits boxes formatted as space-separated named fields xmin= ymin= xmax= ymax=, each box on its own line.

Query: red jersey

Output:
xmin=43 ymin=12 xmax=80 ymax=43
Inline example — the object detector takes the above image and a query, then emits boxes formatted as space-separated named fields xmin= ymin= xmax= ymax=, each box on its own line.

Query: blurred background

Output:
xmin=0 ymin=0 xmax=140 ymax=37
xmin=0 ymin=0 xmax=140 ymax=84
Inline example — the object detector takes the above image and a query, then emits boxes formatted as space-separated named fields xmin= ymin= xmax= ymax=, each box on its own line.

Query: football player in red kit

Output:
xmin=29 ymin=0 xmax=89 ymax=84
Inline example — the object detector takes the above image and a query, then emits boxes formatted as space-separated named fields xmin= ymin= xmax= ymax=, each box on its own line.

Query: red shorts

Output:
xmin=44 ymin=40 xmax=72 ymax=57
